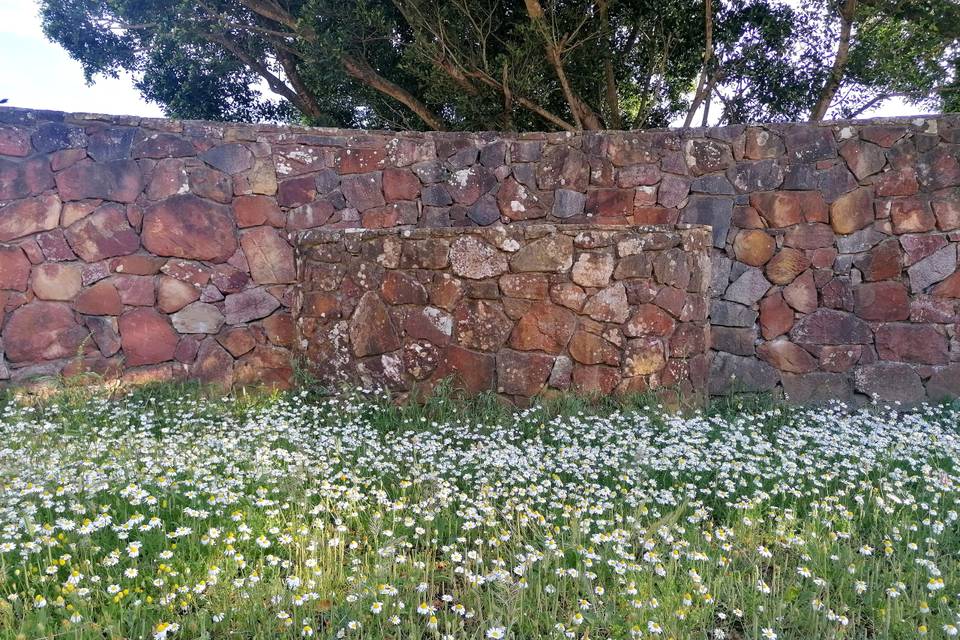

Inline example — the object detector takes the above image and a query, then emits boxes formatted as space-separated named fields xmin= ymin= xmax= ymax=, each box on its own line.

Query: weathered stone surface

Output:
xmin=625 ymin=304 xmax=675 ymax=337
xmin=572 ymin=252 xmax=615 ymax=287
xmin=134 ymin=133 xmax=194 ymax=159
xmin=830 ymin=188 xmax=874 ymax=234
xmin=0 ymin=194 xmax=61 ymax=242
xmin=188 ymin=339 xmax=234 ymax=388
xmin=927 ymin=364 xmax=960 ymax=402
xmin=87 ymin=127 xmax=135 ymax=162
xmin=510 ymin=303 xmax=576 ymax=354
xmin=64 ymin=203 xmax=140 ymax=262
xmin=890 ymin=198 xmax=936 ymax=234
xmin=728 ymin=160 xmax=783 ymax=192
xmin=341 ymin=172 xmax=385 ymax=212
xmin=31 ymin=263 xmax=82 ymax=301
xmin=510 ymin=234 xmax=573 ymax=273
xmin=765 ymin=248 xmax=810 ymax=285
xmin=349 ymin=291 xmax=399 ymax=357
xmin=784 ymin=127 xmax=836 ymax=162
xmin=623 ymin=337 xmax=665 ymax=376
xmin=733 ymin=230 xmax=775 ymax=266
xmin=224 ymin=287 xmax=280 ymax=324
xmin=724 ymin=268 xmax=771 ymax=306
xmin=854 ymin=362 xmax=926 ymax=404
xmin=201 ymin=143 xmax=253 ymax=174
xmin=499 ymin=273 xmax=549 ymax=300
xmin=900 ymin=234 xmax=947 ymax=266
xmin=907 ymin=245 xmax=957 ymax=293
xmin=381 ymin=271 xmax=428 ymax=305
xmin=782 ymin=270 xmax=817 ymax=313
xmin=711 ymin=300 xmax=757 ymax=327
xmin=453 ymin=300 xmax=513 ymax=351
xmin=875 ymin=323 xmax=948 ymax=364
xmin=751 ymin=191 xmax=827 ymax=227
xmin=73 ymin=280 xmax=122 ymax=316
xmin=855 ymin=237 xmax=901 ymax=282
xmin=709 ymin=352 xmax=779 ymax=394
xmin=240 ymin=226 xmax=295 ymax=285
xmin=583 ymin=282 xmax=630 ymax=323
xmin=784 ymin=223 xmax=835 ymax=250
xmin=819 ymin=345 xmax=861 ymax=372
xmin=759 ymin=291 xmax=794 ymax=339
xmin=568 ymin=331 xmax=620 ymax=366
xmin=680 ymin=196 xmax=733 ymax=248
xmin=683 ymin=139 xmax=734 ymax=176
xmin=143 ymin=194 xmax=238 ymax=262
xmin=853 ymin=281 xmax=910 ymax=321
xmin=791 ymin=309 xmax=871 ymax=345
xmin=712 ymin=326 xmax=756 ymax=356
xmin=434 ymin=345 xmax=493 ymax=393
xmin=497 ymin=177 xmax=546 ymax=220
xmin=758 ymin=339 xmax=816 ymax=373
xmin=933 ymin=196 xmax=960 ymax=231
xmin=119 ymin=308 xmax=178 ymax=366
xmin=449 ymin=235 xmax=508 ymax=279
xmin=403 ymin=306 xmax=453 ymax=344
xmin=586 ymin=188 xmax=633 ymax=217
xmin=0 ymin=125 xmax=31 ymax=156
xmin=932 ymin=271 xmax=960 ymax=298
xmin=782 ymin=372 xmax=854 ymax=405
xmin=497 ymin=349 xmax=553 ymax=396
xmin=156 ymin=276 xmax=199 ymax=313
xmin=839 ymin=139 xmax=887 ymax=180
xmin=3 ymin=302 xmax=86 ymax=362
xmin=171 ymin=302 xmax=225 ymax=334
xmin=55 ymin=160 xmax=143 ymax=203
xmin=85 ymin=315 xmax=121 ymax=357
xmin=0 ymin=245 xmax=30 ymax=291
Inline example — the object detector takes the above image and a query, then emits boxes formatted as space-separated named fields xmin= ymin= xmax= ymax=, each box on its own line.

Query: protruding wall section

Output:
xmin=295 ymin=224 xmax=712 ymax=401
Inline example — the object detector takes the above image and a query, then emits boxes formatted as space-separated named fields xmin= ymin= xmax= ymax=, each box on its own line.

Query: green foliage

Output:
xmin=36 ymin=0 xmax=960 ymax=129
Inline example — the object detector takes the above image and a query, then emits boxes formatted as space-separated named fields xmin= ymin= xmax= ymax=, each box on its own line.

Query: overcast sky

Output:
xmin=0 ymin=0 xmax=929 ymax=126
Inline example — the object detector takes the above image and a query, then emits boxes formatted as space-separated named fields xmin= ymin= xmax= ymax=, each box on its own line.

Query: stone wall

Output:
xmin=0 ymin=106 xmax=958 ymax=402
xmin=296 ymin=224 xmax=711 ymax=400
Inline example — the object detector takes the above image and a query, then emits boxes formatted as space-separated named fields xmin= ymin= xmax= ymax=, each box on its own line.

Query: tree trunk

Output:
xmin=683 ymin=0 xmax=713 ymax=128
xmin=810 ymin=0 xmax=858 ymax=122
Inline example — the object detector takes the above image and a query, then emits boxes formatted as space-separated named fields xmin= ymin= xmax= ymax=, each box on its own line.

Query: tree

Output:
xmin=38 ymin=0 xmax=959 ymax=131
xmin=804 ymin=0 xmax=960 ymax=121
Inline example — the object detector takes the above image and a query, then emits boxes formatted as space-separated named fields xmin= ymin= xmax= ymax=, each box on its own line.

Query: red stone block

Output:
xmin=875 ymin=323 xmax=949 ymax=364
xmin=119 ymin=308 xmax=178 ymax=366
xmin=75 ymin=281 xmax=123 ymax=315
xmin=585 ymin=188 xmax=634 ymax=217
xmin=853 ymin=281 xmax=910 ymax=321
xmin=890 ymin=198 xmax=936 ymax=234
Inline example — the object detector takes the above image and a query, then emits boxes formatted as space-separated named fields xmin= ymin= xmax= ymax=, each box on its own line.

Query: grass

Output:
xmin=0 ymin=382 xmax=957 ymax=639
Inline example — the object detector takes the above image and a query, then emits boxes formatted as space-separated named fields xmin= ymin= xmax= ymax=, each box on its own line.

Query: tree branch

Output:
xmin=340 ymin=54 xmax=447 ymax=130
xmin=237 ymin=0 xmax=446 ymax=129
xmin=523 ymin=0 xmax=603 ymax=130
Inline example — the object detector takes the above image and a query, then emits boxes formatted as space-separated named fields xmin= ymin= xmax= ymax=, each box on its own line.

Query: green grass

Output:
xmin=0 ymin=382 xmax=957 ymax=639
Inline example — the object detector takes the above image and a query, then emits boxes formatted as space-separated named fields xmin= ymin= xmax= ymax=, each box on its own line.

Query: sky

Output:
xmin=0 ymin=0 xmax=929 ymax=126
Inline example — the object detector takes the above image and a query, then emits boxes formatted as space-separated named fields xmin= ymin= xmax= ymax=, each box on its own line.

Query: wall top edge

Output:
xmin=297 ymin=223 xmax=712 ymax=246
xmin=1 ymin=105 xmax=956 ymax=142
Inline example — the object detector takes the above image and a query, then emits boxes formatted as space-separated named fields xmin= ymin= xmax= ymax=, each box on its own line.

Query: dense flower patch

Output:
xmin=0 ymin=388 xmax=958 ymax=639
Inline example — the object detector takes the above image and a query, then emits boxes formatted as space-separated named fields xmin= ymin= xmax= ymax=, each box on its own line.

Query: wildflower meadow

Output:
xmin=0 ymin=385 xmax=958 ymax=640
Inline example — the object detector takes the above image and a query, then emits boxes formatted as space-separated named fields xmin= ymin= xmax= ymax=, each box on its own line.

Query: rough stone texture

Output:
xmin=298 ymin=224 xmax=710 ymax=400
xmin=1 ymin=107 xmax=959 ymax=403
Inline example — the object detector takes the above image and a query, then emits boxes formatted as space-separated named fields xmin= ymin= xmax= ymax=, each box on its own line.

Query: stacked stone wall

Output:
xmin=0 ymin=107 xmax=958 ymax=402
xmin=296 ymin=225 xmax=711 ymax=400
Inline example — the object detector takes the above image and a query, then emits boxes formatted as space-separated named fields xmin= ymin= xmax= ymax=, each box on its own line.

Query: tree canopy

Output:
xmin=39 ymin=0 xmax=960 ymax=131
